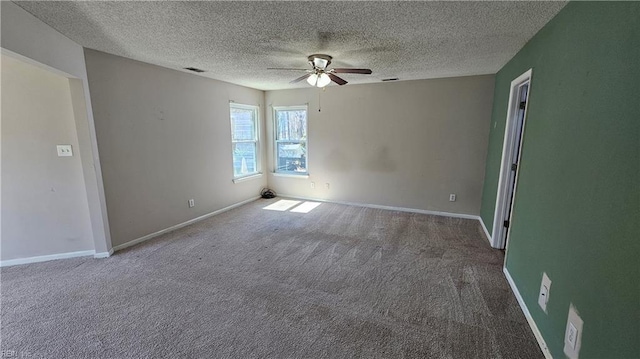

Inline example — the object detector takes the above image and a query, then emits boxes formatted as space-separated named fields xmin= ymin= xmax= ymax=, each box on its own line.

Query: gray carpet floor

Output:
xmin=1 ymin=198 xmax=543 ymax=358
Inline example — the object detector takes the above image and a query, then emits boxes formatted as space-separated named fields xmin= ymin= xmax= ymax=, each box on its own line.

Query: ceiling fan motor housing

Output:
xmin=308 ymin=54 xmax=332 ymax=70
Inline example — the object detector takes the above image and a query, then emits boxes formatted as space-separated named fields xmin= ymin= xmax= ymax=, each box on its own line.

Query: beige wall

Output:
xmin=265 ymin=76 xmax=494 ymax=215
xmin=84 ymin=50 xmax=266 ymax=247
xmin=1 ymin=55 xmax=94 ymax=260
xmin=1 ymin=1 xmax=112 ymax=255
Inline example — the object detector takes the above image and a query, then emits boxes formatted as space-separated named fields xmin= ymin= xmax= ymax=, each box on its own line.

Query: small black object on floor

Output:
xmin=260 ymin=188 xmax=276 ymax=199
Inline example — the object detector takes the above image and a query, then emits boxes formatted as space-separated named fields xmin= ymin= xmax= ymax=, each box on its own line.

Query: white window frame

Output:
xmin=273 ymin=105 xmax=309 ymax=176
xmin=230 ymin=103 xmax=261 ymax=181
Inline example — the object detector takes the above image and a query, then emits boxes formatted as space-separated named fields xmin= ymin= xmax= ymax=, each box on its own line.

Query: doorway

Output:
xmin=491 ymin=69 xmax=532 ymax=250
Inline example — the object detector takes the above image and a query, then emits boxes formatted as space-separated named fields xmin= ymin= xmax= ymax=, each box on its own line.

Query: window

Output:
xmin=274 ymin=106 xmax=308 ymax=174
xmin=230 ymin=103 xmax=259 ymax=179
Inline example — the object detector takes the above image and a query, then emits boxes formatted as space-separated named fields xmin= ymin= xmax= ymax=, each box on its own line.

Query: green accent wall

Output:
xmin=479 ymin=2 xmax=639 ymax=358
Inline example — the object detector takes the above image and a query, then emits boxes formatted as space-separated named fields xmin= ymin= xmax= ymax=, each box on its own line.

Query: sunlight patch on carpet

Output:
xmin=290 ymin=201 xmax=321 ymax=213
xmin=263 ymin=200 xmax=301 ymax=211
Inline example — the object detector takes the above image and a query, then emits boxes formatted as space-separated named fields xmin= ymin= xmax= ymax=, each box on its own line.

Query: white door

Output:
xmin=491 ymin=69 xmax=533 ymax=250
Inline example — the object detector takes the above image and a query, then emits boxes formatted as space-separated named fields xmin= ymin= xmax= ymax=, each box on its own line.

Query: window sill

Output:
xmin=272 ymin=172 xmax=309 ymax=179
xmin=232 ymin=173 xmax=263 ymax=184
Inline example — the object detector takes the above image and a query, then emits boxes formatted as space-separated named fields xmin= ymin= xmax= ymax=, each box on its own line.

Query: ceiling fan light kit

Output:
xmin=307 ymin=73 xmax=331 ymax=87
xmin=269 ymin=54 xmax=373 ymax=88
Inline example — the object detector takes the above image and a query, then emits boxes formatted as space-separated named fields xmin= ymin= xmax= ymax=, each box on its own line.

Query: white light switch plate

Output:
xmin=538 ymin=272 xmax=551 ymax=313
xmin=564 ymin=304 xmax=584 ymax=359
xmin=56 ymin=145 xmax=73 ymax=157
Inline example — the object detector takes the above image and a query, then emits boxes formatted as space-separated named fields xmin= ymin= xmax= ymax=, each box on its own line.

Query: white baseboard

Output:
xmin=0 ymin=197 xmax=260 ymax=267
xmin=112 ymin=196 xmax=261 ymax=252
xmin=279 ymin=194 xmax=496 ymax=250
xmin=0 ymin=250 xmax=96 ymax=267
xmin=94 ymin=248 xmax=114 ymax=259
xmin=478 ymin=216 xmax=492 ymax=245
xmin=503 ymin=267 xmax=553 ymax=359
xmin=278 ymin=194 xmax=479 ymax=220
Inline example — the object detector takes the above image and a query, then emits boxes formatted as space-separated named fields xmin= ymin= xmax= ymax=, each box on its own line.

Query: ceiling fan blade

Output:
xmin=332 ymin=68 xmax=373 ymax=74
xmin=290 ymin=73 xmax=312 ymax=84
xmin=328 ymin=73 xmax=348 ymax=86
xmin=267 ymin=68 xmax=310 ymax=71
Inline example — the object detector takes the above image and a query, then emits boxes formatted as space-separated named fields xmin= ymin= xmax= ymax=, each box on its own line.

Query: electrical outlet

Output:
xmin=563 ymin=304 xmax=584 ymax=359
xmin=538 ymin=272 xmax=551 ymax=313
xmin=310 ymin=182 xmax=315 ymax=189
xmin=188 ymin=199 xmax=195 ymax=208
xmin=449 ymin=194 xmax=456 ymax=202
xmin=567 ymin=323 xmax=578 ymax=349
xmin=56 ymin=144 xmax=73 ymax=157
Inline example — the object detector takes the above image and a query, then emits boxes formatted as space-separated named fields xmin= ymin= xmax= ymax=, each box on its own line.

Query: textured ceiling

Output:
xmin=15 ymin=1 xmax=567 ymax=90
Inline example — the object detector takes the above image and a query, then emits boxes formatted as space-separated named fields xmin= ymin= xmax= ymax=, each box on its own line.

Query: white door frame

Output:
xmin=491 ymin=69 xmax=533 ymax=249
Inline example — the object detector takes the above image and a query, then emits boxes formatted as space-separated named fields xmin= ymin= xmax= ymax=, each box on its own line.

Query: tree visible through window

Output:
xmin=274 ymin=106 xmax=308 ymax=174
xmin=230 ymin=103 xmax=259 ymax=178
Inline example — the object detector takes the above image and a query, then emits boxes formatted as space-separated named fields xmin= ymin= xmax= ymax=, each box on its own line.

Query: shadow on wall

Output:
xmin=363 ymin=146 xmax=397 ymax=173
xmin=324 ymin=146 xmax=398 ymax=174
xmin=324 ymin=148 xmax=352 ymax=173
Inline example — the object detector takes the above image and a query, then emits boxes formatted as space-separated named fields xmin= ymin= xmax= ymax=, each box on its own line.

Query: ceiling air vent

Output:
xmin=382 ymin=77 xmax=399 ymax=82
xmin=184 ymin=67 xmax=205 ymax=73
